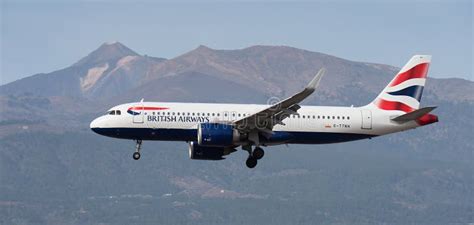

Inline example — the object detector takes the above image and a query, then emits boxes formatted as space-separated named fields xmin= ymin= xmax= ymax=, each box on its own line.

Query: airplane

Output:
xmin=90 ymin=55 xmax=438 ymax=168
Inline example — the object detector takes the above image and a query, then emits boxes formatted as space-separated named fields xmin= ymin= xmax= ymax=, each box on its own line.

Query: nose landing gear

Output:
xmin=133 ymin=140 xmax=142 ymax=160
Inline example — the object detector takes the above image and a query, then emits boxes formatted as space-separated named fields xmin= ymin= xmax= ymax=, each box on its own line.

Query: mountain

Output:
xmin=3 ymin=43 xmax=472 ymax=105
xmin=0 ymin=42 xmax=473 ymax=225
xmin=0 ymin=42 xmax=166 ymax=99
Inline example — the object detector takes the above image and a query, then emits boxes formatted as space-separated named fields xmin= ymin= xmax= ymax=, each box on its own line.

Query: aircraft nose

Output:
xmin=90 ymin=117 xmax=102 ymax=134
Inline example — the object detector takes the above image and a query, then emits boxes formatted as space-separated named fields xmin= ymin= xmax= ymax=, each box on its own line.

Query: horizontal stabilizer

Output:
xmin=392 ymin=106 xmax=437 ymax=122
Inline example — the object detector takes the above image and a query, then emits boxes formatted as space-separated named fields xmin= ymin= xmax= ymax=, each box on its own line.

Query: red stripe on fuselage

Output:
xmin=374 ymin=99 xmax=415 ymax=113
xmin=389 ymin=63 xmax=429 ymax=87
xmin=128 ymin=106 xmax=169 ymax=111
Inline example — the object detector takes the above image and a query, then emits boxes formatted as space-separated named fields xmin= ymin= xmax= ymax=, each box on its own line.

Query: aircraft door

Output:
xmin=361 ymin=109 xmax=372 ymax=129
xmin=133 ymin=104 xmax=144 ymax=123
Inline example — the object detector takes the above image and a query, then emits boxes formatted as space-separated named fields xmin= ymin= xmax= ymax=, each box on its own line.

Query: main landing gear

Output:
xmin=133 ymin=140 xmax=142 ymax=160
xmin=245 ymin=146 xmax=265 ymax=169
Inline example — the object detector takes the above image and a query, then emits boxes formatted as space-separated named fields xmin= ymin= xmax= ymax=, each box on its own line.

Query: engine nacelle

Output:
xmin=188 ymin=141 xmax=236 ymax=160
xmin=197 ymin=123 xmax=240 ymax=147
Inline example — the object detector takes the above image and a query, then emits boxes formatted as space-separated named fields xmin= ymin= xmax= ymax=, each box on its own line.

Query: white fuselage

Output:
xmin=90 ymin=102 xmax=419 ymax=145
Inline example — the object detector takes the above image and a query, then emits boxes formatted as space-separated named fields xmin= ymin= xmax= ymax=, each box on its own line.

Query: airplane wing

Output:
xmin=233 ymin=68 xmax=326 ymax=134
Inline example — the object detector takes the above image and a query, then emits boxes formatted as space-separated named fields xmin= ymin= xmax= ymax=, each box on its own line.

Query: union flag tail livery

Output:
xmin=90 ymin=55 xmax=439 ymax=169
xmin=372 ymin=55 xmax=431 ymax=112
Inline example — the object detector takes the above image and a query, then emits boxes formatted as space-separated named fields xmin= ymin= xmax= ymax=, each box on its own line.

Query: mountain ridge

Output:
xmin=1 ymin=42 xmax=472 ymax=102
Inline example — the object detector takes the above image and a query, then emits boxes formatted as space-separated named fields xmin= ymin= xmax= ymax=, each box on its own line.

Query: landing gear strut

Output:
xmin=133 ymin=140 xmax=142 ymax=160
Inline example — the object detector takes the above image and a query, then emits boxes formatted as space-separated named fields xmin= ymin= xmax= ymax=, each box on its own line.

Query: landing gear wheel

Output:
xmin=133 ymin=152 xmax=141 ymax=160
xmin=246 ymin=157 xmax=258 ymax=168
xmin=253 ymin=147 xmax=265 ymax=160
xmin=133 ymin=140 xmax=142 ymax=160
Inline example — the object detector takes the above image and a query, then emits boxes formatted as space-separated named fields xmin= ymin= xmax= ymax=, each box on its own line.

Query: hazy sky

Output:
xmin=1 ymin=0 xmax=472 ymax=84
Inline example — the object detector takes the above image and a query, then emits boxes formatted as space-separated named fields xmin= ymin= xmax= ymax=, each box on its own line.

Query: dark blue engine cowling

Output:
xmin=197 ymin=123 xmax=236 ymax=147
xmin=188 ymin=141 xmax=226 ymax=160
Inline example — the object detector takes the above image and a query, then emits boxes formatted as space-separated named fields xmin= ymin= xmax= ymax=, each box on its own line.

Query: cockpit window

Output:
xmin=106 ymin=110 xmax=122 ymax=115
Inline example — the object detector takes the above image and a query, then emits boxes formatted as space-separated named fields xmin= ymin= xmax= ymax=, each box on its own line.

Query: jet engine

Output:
xmin=197 ymin=123 xmax=241 ymax=147
xmin=188 ymin=141 xmax=236 ymax=160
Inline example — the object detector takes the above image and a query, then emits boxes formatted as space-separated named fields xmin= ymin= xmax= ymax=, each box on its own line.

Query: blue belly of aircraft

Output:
xmin=91 ymin=128 xmax=375 ymax=144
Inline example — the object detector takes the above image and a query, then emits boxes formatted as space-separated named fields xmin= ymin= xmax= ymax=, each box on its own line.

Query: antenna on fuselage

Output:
xmin=140 ymin=98 xmax=144 ymax=103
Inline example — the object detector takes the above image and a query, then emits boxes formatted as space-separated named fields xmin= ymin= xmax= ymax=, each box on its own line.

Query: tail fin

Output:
xmin=371 ymin=55 xmax=431 ymax=113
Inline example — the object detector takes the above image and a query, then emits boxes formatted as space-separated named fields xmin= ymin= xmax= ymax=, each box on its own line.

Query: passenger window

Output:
xmin=212 ymin=113 xmax=215 ymax=116
xmin=348 ymin=116 xmax=350 ymax=120
xmin=302 ymin=115 xmax=305 ymax=119
xmin=337 ymin=116 xmax=340 ymax=119
xmin=318 ymin=116 xmax=320 ymax=119
xmin=342 ymin=116 xmax=345 ymax=120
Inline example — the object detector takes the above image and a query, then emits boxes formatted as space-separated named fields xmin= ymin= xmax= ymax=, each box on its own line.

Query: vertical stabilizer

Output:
xmin=371 ymin=55 xmax=431 ymax=113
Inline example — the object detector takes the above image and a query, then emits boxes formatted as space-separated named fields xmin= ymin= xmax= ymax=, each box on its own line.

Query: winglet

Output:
xmin=306 ymin=68 xmax=326 ymax=91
